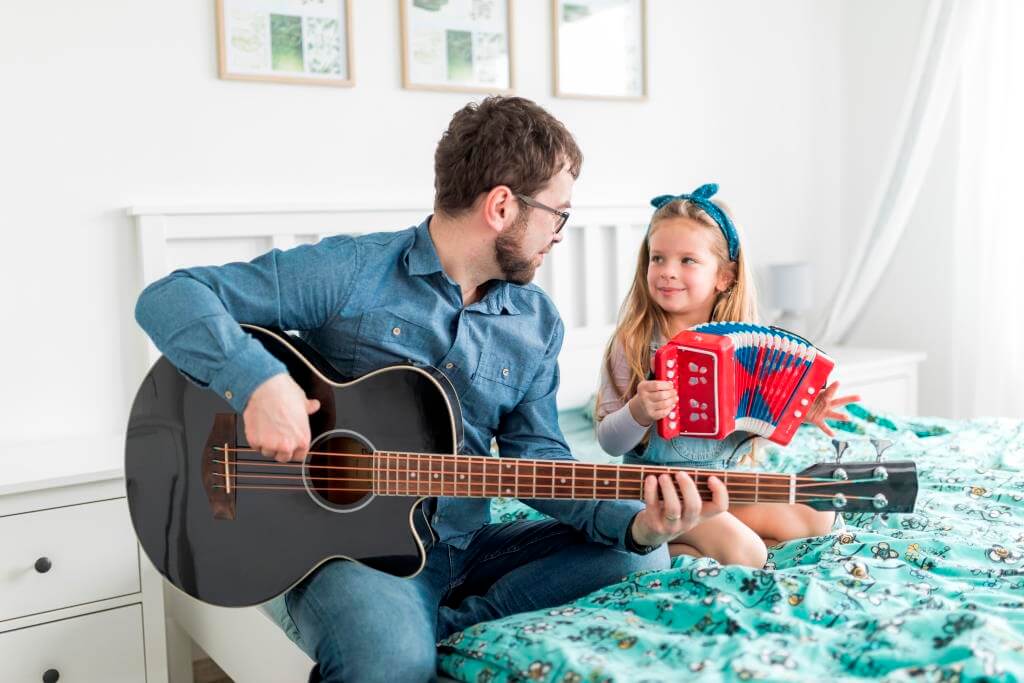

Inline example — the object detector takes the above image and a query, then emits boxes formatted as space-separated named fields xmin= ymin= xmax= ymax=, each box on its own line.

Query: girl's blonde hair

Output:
xmin=598 ymin=197 xmax=760 ymax=461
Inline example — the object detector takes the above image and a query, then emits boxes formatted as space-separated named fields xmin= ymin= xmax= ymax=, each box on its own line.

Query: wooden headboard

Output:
xmin=130 ymin=202 xmax=650 ymax=409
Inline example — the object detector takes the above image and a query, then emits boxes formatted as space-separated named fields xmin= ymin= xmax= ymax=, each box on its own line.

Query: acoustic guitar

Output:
xmin=125 ymin=325 xmax=918 ymax=607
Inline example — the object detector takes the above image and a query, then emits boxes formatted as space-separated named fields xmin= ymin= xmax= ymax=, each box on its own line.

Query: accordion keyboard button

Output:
xmin=689 ymin=377 xmax=698 ymax=386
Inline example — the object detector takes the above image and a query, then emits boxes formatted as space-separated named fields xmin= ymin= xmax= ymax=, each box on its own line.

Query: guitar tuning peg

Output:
xmin=831 ymin=439 xmax=849 ymax=463
xmin=870 ymin=439 xmax=893 ymax=463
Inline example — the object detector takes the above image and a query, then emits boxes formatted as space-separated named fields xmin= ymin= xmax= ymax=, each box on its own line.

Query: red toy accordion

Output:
xmin=653 ymin=322 xmax=835 ymax=446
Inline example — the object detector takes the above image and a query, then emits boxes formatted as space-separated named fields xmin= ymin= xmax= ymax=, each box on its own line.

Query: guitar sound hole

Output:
xmin=306 ymin=432 xmax=374 ymax=509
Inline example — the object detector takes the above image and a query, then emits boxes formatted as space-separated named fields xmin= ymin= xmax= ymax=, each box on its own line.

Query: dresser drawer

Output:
xmin=0 ymin=498 xmax=140 ymax=622
xmin=0 ymin=604 xmax=145 ymax=682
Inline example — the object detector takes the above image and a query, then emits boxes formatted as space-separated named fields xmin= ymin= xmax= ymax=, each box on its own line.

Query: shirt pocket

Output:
xmin=462 ymin=350 xmax=536 ymax=430
xmin=352 ymin=309 xmax=431 ymax=377
xmin=476 ymin=351 xmax=532 ymax=390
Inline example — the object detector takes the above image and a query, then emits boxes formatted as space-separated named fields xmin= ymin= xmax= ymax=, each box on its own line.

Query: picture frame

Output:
xmin=553 ymin=0 xmax=647 ymax=100
xmin=400 ymin=0 xmax=515 ymax=94
xmin=216 ymin=0 xmax=354 ymax=87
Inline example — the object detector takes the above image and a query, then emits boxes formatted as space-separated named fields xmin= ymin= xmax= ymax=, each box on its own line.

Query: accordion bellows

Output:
xmin=653 ymin=322 xmax=835 ymax=446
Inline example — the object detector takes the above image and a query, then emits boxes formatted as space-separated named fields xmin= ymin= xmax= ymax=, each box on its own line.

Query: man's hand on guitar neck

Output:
xmin=243 ymin=374 xmax=322 ymax=462
xmin=629 ymin=472 xmax=729 ymax=548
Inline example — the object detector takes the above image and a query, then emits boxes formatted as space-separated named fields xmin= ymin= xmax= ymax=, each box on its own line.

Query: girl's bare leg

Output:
xmin=730 ymin=503 xmax=836 ymax=546
xmin=668 ymin=512 xmax=768 ymax=568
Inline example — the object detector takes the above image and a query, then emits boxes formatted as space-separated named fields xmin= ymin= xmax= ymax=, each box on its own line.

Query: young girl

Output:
xmin=596 ymin=183 xmax=857 ymax=567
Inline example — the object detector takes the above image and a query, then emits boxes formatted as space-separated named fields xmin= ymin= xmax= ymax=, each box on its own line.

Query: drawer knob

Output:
xmin=34 ymin=557 xmax=52 ymax=573
xmin=43 ymin=669 xmax=60 ymax=683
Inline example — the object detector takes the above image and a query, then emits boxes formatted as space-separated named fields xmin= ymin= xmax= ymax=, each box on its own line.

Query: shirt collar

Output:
xmin=406 ymin=217 xmax=445 ymax=276
xmin=406 ymin=216 xmax=521 ymax=316
xmin=491 ymin=281 xmax=521 ymax=315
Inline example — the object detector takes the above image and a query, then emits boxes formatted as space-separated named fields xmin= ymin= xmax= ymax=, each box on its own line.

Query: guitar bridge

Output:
xmin=203 ymin=413 xmax=238 ymax=520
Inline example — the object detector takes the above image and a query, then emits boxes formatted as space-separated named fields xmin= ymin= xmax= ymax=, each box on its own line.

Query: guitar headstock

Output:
xmin=796 ymin=460 xmax=918 ymax=513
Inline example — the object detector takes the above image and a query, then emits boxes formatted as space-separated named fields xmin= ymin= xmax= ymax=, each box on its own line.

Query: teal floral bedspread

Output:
xmin=438 ymin=406 xmax=1024 ymax=682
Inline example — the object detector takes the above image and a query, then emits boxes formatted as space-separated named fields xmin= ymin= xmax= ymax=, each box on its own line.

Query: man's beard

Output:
xmin=494 ymin=213 xmax=538 ymax=285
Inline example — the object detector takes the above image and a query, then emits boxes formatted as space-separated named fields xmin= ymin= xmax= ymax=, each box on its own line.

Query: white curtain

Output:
xmin=816 ymin=0 xmax=980 ymax=345
xmin=952 ymin=0 xmax=1024 ymax=418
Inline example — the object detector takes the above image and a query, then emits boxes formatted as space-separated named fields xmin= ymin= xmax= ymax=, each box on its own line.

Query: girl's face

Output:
xmin=646 ymin=218 xmax=732 ymax=323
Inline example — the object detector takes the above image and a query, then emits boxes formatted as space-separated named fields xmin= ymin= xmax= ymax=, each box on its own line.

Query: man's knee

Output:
xmin=287 ymin=560 xmax=439 ymax=682
xmin=316 ymin=641 xmax=436 ymax=683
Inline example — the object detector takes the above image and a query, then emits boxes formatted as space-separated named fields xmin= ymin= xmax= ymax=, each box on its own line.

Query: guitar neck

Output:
xmin=368 ymin=452 xmax=793 ymax=504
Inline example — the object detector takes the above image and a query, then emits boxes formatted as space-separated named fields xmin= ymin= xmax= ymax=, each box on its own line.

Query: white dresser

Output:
xmin=828 ymin=347 xmax=927 ymax=416
xmin=0 ymin=436 xmax=167 ymax=683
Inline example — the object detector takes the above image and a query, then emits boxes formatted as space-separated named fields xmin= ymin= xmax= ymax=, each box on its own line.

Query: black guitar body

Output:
xmin=125 ymin=325 xmax=462 ymax=607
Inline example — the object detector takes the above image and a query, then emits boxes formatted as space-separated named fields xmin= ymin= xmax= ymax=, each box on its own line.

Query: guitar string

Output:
xmin=213 ymin=446 xmax=851 ymax=485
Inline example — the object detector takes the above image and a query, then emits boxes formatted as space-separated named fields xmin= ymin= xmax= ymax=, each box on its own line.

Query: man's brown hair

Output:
xmin=433 ymin=96 xmax=583 ymax=216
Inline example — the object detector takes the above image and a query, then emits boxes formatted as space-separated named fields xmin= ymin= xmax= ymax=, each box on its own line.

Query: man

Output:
xmin=135 ymin=96 xmax=728 ymax=682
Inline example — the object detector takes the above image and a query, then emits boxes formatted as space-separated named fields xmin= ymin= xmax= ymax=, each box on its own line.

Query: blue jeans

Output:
xmin=284 ymin=519 xmax=669 ymax=682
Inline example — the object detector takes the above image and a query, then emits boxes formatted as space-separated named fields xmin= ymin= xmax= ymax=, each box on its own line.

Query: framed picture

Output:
xmin=400 ymin=0 xmax=514 ymax=94
xmin=216 ymin=0 xmax=354 ymax=87
xmin=553 ymin=0 xmax=647 ymax=100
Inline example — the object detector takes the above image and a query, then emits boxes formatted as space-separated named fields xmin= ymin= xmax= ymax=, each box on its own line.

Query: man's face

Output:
xmin=495 ymin=165 xmax=574 ymax=284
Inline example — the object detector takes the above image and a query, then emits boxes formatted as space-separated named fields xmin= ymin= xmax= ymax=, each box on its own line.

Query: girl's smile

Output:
xmin=646 ymin=217 xmax=732 ymax=328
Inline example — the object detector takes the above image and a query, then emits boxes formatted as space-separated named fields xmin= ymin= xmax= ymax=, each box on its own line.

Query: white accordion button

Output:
xmin=689 ymin=362 xmax=699 ymax=371
xmin=690 ymin=413 xmax=700 ymax=421
xmin=667 ymin=370 xmax=676 ymax=379
xmin=667 ymin=359 xmax=676 ymax=368
xmin=669 ymin=421 xmax=677 ymax=430
xmin=699 ymin=366 xmax=707 ymax=374
xmin=801 ymin=398 xmax=809 ymax=406
xmin=699 ymin=377 xmax=707 ymax=384
xmin=689 ymin=377 xmax=699 ymax=386
xmin=669 ymin=411 xmax=677 ymax=419
xmin=690 ymin=399 xmax=699 ymax=408
xmin=794 ymin=410 xmax=803 ymax=418
xmin=807 ymin=387 xmax=815 ymax=394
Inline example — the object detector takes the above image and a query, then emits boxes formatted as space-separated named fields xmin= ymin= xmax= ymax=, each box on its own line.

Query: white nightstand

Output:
xmin=0 ymin=436 xmax=168 ymax=683
xmin=827 ymin=347 xmax=927 ymax=416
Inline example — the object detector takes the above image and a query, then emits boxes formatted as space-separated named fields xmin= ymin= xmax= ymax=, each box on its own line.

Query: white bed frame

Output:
xmin=129 ymin=201 xmax=651 ymax=682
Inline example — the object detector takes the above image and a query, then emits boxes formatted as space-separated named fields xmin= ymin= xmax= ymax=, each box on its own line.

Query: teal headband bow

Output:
xmin=649 ymin=183 xmax=740 ymax=262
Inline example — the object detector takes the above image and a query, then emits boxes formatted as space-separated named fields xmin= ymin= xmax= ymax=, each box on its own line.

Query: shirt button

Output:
xmin=392 ymin=327 xmax=401 ymax=336
xmin=445 ymin=362 xmax=455 ymax=369
xmin=224 ymin=390 xmax=233 ymax=400
xmin=501 ymin=368 xmax=510 ymax=377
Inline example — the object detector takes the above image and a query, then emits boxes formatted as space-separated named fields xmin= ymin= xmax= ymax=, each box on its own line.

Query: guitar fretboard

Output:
xmin=365 ymin=452 xmax=793 ymax=504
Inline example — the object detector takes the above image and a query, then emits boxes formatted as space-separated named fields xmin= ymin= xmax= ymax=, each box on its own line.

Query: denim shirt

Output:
xmin=134 ymin=218 xmax=642 ymax=550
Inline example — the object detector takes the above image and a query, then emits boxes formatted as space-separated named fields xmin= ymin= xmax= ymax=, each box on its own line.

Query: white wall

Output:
xmin=0 ymin=0 xmax=840 ymax=444
xmin=838 ymin=0 xmax=958 ymax=416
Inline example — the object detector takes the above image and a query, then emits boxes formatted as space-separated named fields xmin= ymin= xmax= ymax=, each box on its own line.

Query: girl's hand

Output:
xmin=804 ymin=380 xmax=860 ymax=437
xmin=628 ymin=380 xmax=678 ymax=427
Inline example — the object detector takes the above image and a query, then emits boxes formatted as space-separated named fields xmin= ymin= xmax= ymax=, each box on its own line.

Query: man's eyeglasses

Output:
xmin=515 ymin=194 xmax=570 ymax=234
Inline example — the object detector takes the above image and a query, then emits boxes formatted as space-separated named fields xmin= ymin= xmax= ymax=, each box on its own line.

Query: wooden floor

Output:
xmin=194 ymin=658 xmax=233 ymax=683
